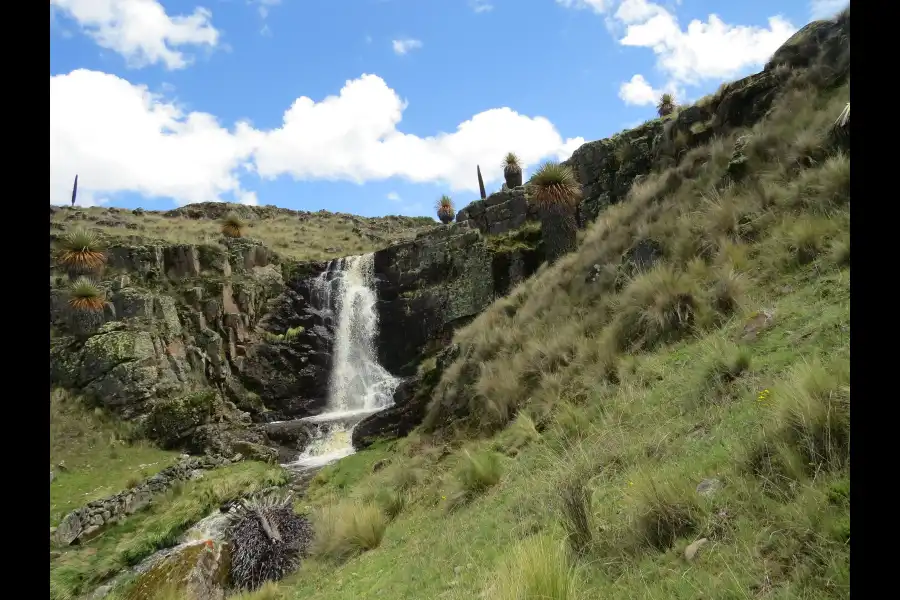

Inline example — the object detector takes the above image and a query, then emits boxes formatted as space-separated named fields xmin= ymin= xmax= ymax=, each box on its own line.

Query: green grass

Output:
xmin=50 ymin=389 xmax=180 ymax=527
xmin=50 ymin=461 xmax=289 ymax=599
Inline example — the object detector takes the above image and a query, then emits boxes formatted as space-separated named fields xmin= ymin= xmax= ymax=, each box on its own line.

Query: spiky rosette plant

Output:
xmin=657 ymin=92 xmax=677 ymax=117
xmin=529 ymin=161 xmax=582 ymax=264
xmin=221 ymin=211 xmax=247 ymax=238
xmin=503 ymin=152 xmax=523 ymax=188
xmin=56 ymin=228 xmax=106 ymax=279
xmin=66 ymin=277 xmax=107 ymax=336
xmin=436 ymin=195 xmax=456 ymax=224
xmin=226 ymin=493 xmax=314 ymax=591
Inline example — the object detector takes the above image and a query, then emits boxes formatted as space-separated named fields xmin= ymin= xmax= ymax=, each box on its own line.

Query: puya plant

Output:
xmin=56 ymin=228 xmax=106 ymax=280
xmin=529 ymin=161 xmax=583 ymax=264
xmin=436 ymin=195 xmax=456 ymax=224
xmin=503 ymin=152 xmax=524 ymax=188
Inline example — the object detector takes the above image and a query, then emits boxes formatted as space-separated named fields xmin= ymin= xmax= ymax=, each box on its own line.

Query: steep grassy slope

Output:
xmin=50 ymin=202 xmax=436 ymax=262
xmin=236 ymin=48 xmax=850 ymax=600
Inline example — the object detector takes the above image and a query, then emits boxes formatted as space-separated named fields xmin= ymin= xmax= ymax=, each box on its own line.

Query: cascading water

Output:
xmin=288 ymin=254 xmax=399 ymax=469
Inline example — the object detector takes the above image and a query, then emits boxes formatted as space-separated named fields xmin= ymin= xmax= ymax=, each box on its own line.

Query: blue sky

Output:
xmin=49 ymin=0 xmax=848 ymax=219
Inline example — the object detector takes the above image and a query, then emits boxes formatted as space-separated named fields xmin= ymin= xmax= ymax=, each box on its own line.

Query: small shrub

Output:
xmin=222 ymin=212 xmax=247 ymax=238
xmin=485 ymin=535 xmax=582 ymax=600
xmin=310 ymin=501 xmax=387 ymax=561
xmin=56 ymin=228 xmax=106 ymax=278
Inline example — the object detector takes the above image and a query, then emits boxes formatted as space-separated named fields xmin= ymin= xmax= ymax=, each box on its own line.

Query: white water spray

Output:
xmin=289 ymin=254 xmax=399 ymax=469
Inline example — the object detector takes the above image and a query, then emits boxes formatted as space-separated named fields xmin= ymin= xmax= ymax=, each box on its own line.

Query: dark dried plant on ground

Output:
xmin=226 ymin=493 xmax=314 ymax=591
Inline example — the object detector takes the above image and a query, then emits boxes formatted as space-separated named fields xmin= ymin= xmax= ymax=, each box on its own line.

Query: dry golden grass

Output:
xmin=50 ymin=203 xmax=436 ymax=262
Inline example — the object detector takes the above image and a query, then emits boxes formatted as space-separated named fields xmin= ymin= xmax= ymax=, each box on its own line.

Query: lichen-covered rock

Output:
xmin=232 ymin=441 xmax=278 ymax=465
xmin=125 ymin=540 xmax=231 ymax=600
xmin=143 ymin=390 xmax=224 ymax=448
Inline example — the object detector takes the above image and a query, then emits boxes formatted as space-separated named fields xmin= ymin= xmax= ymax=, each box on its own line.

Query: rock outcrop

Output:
xmin=373 ymin=223 xmax=543 ymax=376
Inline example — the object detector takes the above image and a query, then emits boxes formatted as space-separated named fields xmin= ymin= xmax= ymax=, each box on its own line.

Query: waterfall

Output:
xmin=289 ymin=254 xmax=399 ymax=469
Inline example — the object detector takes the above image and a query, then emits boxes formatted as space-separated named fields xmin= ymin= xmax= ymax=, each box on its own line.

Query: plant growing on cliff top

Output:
xmin=529 ymin=161 xmax=582 ymax=264
xmin=657 ymin=92 xmax=677 ymax=117
xmin=436 ymin=195 xmax=455 ymax=224
xmin=56 ymin=228 xmax=106 ymax=278
xmin=503 ymin=152 xmax=524 ymax=188
xmin=67 ymin=277 xmax=106 ymax=312
xmin=221 ymin=211 xmax=247 ymax=238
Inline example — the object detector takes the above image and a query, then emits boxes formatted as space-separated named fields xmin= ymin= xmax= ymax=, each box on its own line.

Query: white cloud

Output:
xmin=809 ymin=0 xmax=849 ymax=20
xmin=50 ymin=69 xmax=256 ymax=206
xmin=50 ymin=70 xmax=585 ymax=206
xmin=386 ymin=192 xmax=401 ymax=202
xmin=618 ymin=74 xmax=660 ymax=106
xmin=471 ymin=1 xmax=494 ymax=13
xmin=246 ymin=74 xmax=585 ymax=192
xmin=392 ymin=38 xmax=423 ymax=55
xmin=619 ymin=11 xmax=796 ymax=84
xmin=251 ymin=0 xmax=282 ymax=20
xmin=49 ymin=0 xmax=219 ymax=70
xmin=555 ymin=1 xmax=798 ymax=106
xmin=555 ymin=0 xmax=610 ymax=13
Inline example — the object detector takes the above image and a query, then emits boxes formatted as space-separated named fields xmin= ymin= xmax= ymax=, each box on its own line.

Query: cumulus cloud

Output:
xmin=50 ymin=69 xmax=256 ymax=206
xmin=618 ymin=74 xmax=661 ymax=106
xmin=392 ymin=38 xmax=423 ymax=55
xmin=49 ymin=0 xmax=219 ymax=70
xmin=50 ymin=70 xmax=584 ymax=206
xmin=556 ymin=0 xmax=797 ymax=106
xmin=809 ymin=0 xmax=849 ymax=20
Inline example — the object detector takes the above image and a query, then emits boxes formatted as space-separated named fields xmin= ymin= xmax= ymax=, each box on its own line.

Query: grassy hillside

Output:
xmin=50 ymin=202 xmax=436 ymax=262
xmin=233 ymin=49 xmax=850 ymax=600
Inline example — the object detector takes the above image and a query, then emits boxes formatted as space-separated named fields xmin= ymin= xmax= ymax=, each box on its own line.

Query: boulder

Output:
xmin=352 ymin=376 xmax=426 ymax=450
xmin=124 ymin=541 xmax=231 ymax=600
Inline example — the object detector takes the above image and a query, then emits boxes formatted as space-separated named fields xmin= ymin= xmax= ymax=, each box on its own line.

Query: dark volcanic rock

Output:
xmin=352 ymin=377 xmax=424 ymax=450
xmin=236 ymin=262 xmax=333 ymax=418
xmin=373 ymin=226 xmax=542 ymax=376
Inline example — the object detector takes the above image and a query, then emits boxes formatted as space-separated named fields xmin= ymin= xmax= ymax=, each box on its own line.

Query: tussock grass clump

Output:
xmin=614 ymin=265 xmax=703 ymax=350
xmin=221 ymin=211 xmax=247 ymax=238
xmin=559 ymin=478 xmax=593 ymax=556
xmin=691 ymin=340 xmax=752 ymax=407
xmin=493 ymin=412 xmax=541 ymax=455
xmin=485 ymin=535 xmax=582 ymax=600
xmin=57 ymin=228 xmax=106 ymax=277
xmin=310 ymin=501 xmax=387 ymax=561
xmin=628 ymin=478 xmax=702 ymax=551
xmin=447 ymin=450 xmax=503 ymax=509
xmin=747 ymin=359 xmax=850 ymax=499
xmin=374 ymin=488 xmax=406 ymax=521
